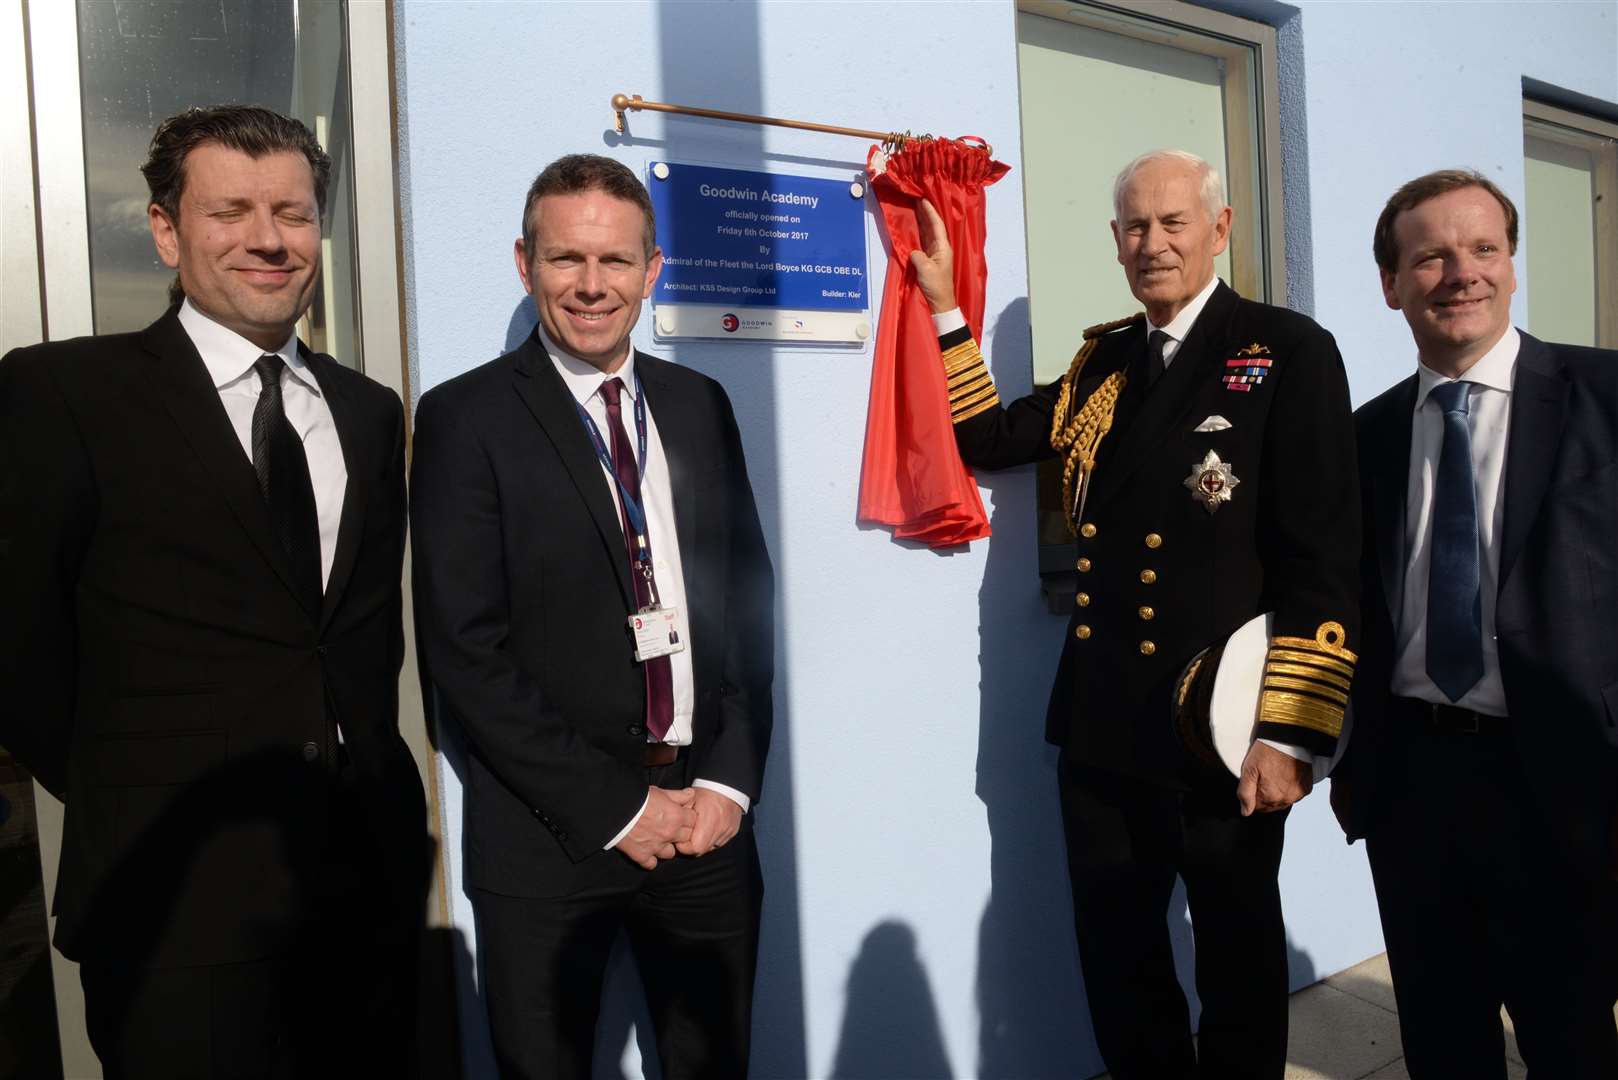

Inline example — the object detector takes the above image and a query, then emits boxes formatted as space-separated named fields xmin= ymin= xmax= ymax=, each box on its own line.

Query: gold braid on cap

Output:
xmin=1049 ymin=313 xmax=1146 ymax=536
xmin=1258 ymin=621 xmax=1358 ymax=739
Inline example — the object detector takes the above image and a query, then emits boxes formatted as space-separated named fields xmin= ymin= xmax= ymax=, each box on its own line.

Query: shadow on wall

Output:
xmin=829 ymin=922 xmax=954 ymax=1080
xmin=430 ymin=687 xmax=494 ymax=1078
xmin=505 ymin=301 xmax=537 ymax=354
xmin=639 ymin=3 xmax=811 ymax=1078
xmin=1287 ymin=932 xmax=1318 ymax=993
xmin=968 ymin=295 xmax=1104 ymax=1078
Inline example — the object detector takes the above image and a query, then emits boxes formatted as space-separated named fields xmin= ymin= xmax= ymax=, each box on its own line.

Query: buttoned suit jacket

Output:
xmin=0 ymin=307 xmax=426 ymax=968
xmin=952 ymin=282 xmax=1360 ymax=786
xmin=1339 ymin=331 xmax=1618 ymax=878
xmin=409 ymin=332 xmax=773 ymax=897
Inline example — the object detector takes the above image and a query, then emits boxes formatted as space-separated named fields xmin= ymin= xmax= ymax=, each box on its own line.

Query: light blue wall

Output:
xmin=393 ymin=2 xmax=1618 ymax=1077
xmin=1287 ymin=0 xmax=1618 ymax=402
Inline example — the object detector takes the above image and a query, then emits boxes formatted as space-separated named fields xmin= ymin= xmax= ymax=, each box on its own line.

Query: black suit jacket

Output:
xmin=409 ymin=333 xmax=773 ymax=897
xmin=0 ymin=309 xmax=425 ymax=967
xmin=952 ymin=282 xmax=1360 ymax=785
xmin=1340 ymin=331 xmax=1618 ymax=878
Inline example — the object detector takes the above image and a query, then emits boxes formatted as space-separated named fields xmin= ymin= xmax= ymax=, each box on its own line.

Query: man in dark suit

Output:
xmin=1334 ymin=168 xmax=1618 ymax=1078
xmin=0 ymin=105 xmax=427 ymax=1078
xmin=410 ymin=154 xmax=773 ymax=1080
xmin=911 ymin=149 xmax=1359 ymax=1078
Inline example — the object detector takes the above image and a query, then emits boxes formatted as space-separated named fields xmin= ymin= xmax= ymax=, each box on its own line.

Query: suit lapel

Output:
xmin=635 ymin=353 xmax=700 ymax=603
xmin=306 ymin=349 xmax=369 ymax=631
xmin=1367 ymin=375 xmax=1417 ymax=625
xmin=1500 ymin=332 xmax=1569 ymax=589
xmin=139 ymin=312 xmax=310 ymax=612
xmin=509 ymin=334 xmax=635 ymax=607
xmin=1087 ymin=282 xmax=1237 ymax=511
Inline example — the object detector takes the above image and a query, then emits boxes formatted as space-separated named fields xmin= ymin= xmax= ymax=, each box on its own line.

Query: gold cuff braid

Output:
xmin=1257 ymin=621 xmax=1357 ymax=740
xmin=941 ymin=338 xmax=1000 ymax=424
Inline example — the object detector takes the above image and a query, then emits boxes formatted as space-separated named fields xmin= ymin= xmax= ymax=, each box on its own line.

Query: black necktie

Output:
xmin=252 ymin=355 xmax=322 ymax=616
xmin=1136 ymin=330 xmax=1170 ymax=393
xmin=599 ymin=377 xmax=674 ymax=740
xmin=1425 ymin=379 xmax=1484 ymax=701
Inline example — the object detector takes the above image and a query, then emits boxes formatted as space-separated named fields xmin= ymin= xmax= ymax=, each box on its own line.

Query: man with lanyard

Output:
xmin=410 ymin=153 xmax=774 ymax=1079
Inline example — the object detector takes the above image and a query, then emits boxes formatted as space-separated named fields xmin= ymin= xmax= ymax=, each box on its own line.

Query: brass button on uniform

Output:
xmin=1144 ymin=533 xmax=1163 ymax=549
xmin=1076 ymin=592 xmax=1091 ymax=607
xmin=1075 ymin=624 xmax=1092 ymax=640
xmin=1139 ymin=640 xmax=1157 ymax=656
xmin=1138 ymin=606 xmax=1155 ymax=621
xmin=1077 ymin=557 xmax=1092 ymax=572
xmin=1140 ymin=569 xmax=1157 ymax=584
xmin=1080 ymin=523 xmax=1097 ymax=538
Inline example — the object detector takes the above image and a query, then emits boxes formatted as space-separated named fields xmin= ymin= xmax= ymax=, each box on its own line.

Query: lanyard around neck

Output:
xmin=574 ymin=370 xmax=652 ymax=545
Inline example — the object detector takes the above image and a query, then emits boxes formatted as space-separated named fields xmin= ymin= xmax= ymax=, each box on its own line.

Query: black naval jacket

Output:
xmin=946 ymin=281 xmax=1360 ymax=787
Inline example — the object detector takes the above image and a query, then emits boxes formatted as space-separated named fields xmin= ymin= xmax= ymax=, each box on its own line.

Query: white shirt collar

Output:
xmin=537 ymin=324 xmax=639 ymax=407
xmin=177 ymin=299 xmax=315 ymax=394
xmin=1146 ymin=274 xmax=1222 ymax=343
xmin=1414 ymin=326 xmax=1519 ymax=409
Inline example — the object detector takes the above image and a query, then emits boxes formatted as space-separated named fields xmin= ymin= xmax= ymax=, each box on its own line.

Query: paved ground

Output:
xmin=1097 ymin=950 xmax=1581 ymax=1079
xmin=1281 ymin=952 xmax=1526 ymax=1079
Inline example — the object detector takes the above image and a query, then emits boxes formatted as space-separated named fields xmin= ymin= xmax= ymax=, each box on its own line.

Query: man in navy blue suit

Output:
xmin=1335 ymin=168 xmax=1618 ymax=1078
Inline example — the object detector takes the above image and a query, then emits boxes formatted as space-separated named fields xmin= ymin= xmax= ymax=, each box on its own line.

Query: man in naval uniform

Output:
xmin=911 ymin=149 xmax=1359 ymax=1079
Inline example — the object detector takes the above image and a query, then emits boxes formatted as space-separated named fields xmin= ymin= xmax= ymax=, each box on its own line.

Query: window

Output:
xmin=1015 ymin=1 xmax=1286 ymax=603
xmin=75 ymin=0 xmax=365 ymax=367
xmin=1523 ymin=99 xmax=1618 ymax=349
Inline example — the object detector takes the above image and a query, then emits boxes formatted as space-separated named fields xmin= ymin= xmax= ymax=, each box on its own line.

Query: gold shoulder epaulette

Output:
xmin=1082 ymin=312 xmax=1146 ymax=340
xmin=1258 ymin=621 xmax=1358 ymax=740
xmin=940 ymin=336 xmax=1000 ymax=425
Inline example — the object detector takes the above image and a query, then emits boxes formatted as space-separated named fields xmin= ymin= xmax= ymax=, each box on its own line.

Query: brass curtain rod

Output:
xmin=610 ymin=93 xmax=991 ymax=155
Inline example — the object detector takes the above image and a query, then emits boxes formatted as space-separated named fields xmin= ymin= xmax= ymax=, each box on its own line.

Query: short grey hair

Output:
xmin=1112 ymin=149 xmax=1227 ymax=223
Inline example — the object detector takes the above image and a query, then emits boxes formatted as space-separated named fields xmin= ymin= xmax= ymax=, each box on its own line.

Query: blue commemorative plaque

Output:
xmin=646 ymin=161 xmax=871 ymax=343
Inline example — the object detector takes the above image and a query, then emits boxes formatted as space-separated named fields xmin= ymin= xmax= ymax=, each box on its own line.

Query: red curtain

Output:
xmin=857 ymin=138 xmax=1010 ymax=548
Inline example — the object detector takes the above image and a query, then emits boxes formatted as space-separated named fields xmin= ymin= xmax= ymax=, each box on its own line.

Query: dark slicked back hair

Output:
xmin=1373 ymin=168 xmax=1519 ymax=273
xmin=521 ymin=154 xmax=657 ymax=259
xmin=142 ymin=105 xmax=332 ymax=224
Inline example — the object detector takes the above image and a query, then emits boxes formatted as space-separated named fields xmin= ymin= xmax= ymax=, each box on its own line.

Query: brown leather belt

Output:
xmin=642 ymin=743 xmax=681 ymax=767
xmin=1395 ymin=696 xmax=1507 ymax=735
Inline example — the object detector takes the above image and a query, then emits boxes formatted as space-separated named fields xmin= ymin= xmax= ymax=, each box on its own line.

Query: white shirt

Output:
xmin=537 ymin=327 xmax=749 ymax=847
xmin=178 ymin=300 xmax=347 ymax=588
xmin=1143 ymin=274 xmax=1220 ymax=370
xmin=1390 ymin=328 xmax=1517 ymax=716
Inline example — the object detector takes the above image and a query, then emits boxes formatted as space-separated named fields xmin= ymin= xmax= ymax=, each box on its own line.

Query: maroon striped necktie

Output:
xmin=599 ymin=377 xmax=674 ymax=740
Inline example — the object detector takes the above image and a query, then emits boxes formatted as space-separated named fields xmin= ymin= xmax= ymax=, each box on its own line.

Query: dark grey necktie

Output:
xmin=1425 ymin=379 xmax=1484 ymax=701
xmin=1136 ymin=330 xmax=1170 ymax=392
xmin=252 ymin=355 xmax=322 ymax=616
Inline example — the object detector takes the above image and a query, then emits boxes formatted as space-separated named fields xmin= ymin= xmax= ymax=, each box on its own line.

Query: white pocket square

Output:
xmin=1194 ymin=415 xmax=1233 ymax=432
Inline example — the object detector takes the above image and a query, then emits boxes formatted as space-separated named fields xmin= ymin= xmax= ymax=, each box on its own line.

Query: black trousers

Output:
xmin=80 ymin=944 xmax=411 ymax=1080
xmin=1058 ymin=752 xmax=1291 ymax=1080
xmin=78 ymin=780 xmax=426 ymax=1080
xmin=1365 ymin=721 xmax=1618 ymax=1080
xmin=472 ymin=821 xmax=763 ymax=1080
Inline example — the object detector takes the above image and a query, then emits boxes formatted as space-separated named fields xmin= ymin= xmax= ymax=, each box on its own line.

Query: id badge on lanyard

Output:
xmin=575 ymin=374 xmax=687 ymax=664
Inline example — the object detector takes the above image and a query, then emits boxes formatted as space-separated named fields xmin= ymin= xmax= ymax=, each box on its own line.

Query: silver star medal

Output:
xmin=1184 ymin=449 xmax=1239 ymax=513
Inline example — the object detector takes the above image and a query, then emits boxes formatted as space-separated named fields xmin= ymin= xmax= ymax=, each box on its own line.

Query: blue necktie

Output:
xmin=1425 ymin=380 xmax=1484 ymax=702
